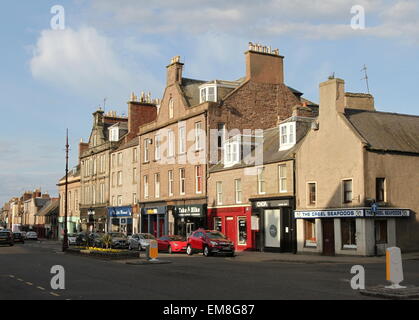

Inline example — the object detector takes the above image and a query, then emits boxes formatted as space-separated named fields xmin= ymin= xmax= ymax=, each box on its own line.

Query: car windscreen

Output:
xmin=169 ymin=236 xmax=185 ymax=241
xmin=109 ymin=233 xmax=125 ymax=238
xmin=142 ymin=234 xmax=156 ymax=239
xmin=205 ymin=231 xmax=226 ymax=239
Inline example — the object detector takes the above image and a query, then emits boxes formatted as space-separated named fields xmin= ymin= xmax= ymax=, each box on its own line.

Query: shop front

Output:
xmin=58 ymin=216 xmax=80 ymax=239
xmin=250 ymin=197 xmax=295 ymax=253
xmin=173 ymin=204 xmax=207 ymax=238
xmin=80 ymin=207 xmax=107 ymax=233
xmin=141 ymin=205 xmax=168 ymax=238
xmin=295 ymin=208 xmax=411 ymax=256
xmin=108 ymin=206 xmax=133 ymax=236
xmin=207 ymin=206 xmax=254 ymax=251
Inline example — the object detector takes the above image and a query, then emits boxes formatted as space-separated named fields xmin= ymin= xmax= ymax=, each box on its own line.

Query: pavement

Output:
xmin=1 ymin=241 xmax=418 ymax=300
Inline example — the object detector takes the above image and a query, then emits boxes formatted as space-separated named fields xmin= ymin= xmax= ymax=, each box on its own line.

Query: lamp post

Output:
xmin=62 ymin=129 xmax=69 ymax=252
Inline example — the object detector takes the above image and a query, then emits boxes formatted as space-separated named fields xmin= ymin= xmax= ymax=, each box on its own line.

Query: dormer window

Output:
xmin=279 ymin=122 xmax=296 ymax=150
xmin=109 ymin=127 xmax=119 ymax=142
xmin=200 ymin=85 xmax=217 ymax=103
xmin=224 ymin=135 xmax=241 ymax=167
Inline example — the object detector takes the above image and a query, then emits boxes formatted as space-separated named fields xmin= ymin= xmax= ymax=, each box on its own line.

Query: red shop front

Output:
xmin=207 ymin=206 xmax=256 ymax=251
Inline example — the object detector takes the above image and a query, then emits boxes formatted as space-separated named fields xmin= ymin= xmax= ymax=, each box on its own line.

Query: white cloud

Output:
xmin=30 ymin=27 xmax=162 ymax=100
xmin=87 ymin=0 xmax=419 ymax=43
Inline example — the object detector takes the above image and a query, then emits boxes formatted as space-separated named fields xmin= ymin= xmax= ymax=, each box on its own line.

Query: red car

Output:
xmin=186 ymin=229 xmax=235 ymax=257
xmin=157 ymin=235 xmax=188 ymax=254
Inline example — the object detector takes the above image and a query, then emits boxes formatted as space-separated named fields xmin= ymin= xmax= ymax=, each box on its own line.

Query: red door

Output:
xmin=224 ymin=217 xmax=235 ymax=243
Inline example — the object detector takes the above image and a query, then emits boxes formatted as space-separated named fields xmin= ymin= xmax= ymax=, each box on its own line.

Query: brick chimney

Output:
xmin=166 ymin=56 xmax=183 ymax=86
xmin=245 ymin=42 xmax=284 ymax=84
xmin=125 ymin=93 xmax=158 ymax=142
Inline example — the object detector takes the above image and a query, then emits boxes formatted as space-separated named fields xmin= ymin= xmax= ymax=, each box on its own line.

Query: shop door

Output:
xmin=322 ymin=219 xmax=335 ymax=256
xmin=224 ymin=217 xmax=235 ymax=242
xmin=281 ymin=209 xmax=293 ymax=252
xmin=186 ymin=223 xmax=195 ymax=238
xmin=264 ymin=210 xmax=281 ymax=248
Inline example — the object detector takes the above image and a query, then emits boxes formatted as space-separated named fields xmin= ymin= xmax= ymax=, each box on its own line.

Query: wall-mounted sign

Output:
xmin=176 ymin=205 xmax=205 ymax=217
xmin=295 ymin=208 xmax=411 ymax=219
xmin=252 ymin=199 xmax=290 ymax=209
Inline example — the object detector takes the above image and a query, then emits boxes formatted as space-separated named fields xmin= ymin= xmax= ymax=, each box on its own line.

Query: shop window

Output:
xmin=343 ymin=179 xmax=353 ymax=203
xmin=375 ymin=220 xmax=388 ymax=244
xmin=214 ymin=217 xmax=222 ymax=232
xmin=376 ymin=178 xmax=386 ymax=202
xmin=308 ymin=182 xmax=316 ymax=205
xmin=238 ymin=217 xmax=247 ymax=246
xmin=341 ymin=219 xmax=357 ymax=249
xmin=304 ymin=219 xmax=317 ymax=247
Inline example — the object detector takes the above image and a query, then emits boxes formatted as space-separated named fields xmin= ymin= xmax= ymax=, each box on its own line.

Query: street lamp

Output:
xmin=62 ymin=129 xmax=70 ymax=252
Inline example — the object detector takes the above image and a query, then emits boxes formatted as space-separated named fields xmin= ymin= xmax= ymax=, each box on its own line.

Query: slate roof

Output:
xmin=115 ymin=136 xmax=139 ymax=152
xmin=210 ymin=117 xmax=313 ymax=173
xmin=34 ymin=198 xmax=50 ymax=209
xmin=181 ymin=78 xmax=207 ymax=107
xmin=36 ymin=199 xmax=59 ymax=217
xmin=344 ymin=109 xmax=419 ymax=154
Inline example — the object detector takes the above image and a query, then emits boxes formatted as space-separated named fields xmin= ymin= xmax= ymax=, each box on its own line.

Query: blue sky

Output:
xmin=0 ymin=0 xmax=418 ymax=205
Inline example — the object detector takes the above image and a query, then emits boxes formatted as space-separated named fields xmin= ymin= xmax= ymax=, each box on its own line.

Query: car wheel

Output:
xmin=203 ymin=246 xmax=211 ymax=257
xmin=186 ymin=245 xmax=193 ymax=256
xmin=229 ymin=251 xmax=235 ymax=257
xmin=168 ymin=246 xmax=173 ymax=254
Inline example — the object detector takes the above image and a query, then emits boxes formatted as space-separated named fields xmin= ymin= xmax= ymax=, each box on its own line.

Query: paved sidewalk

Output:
xmin=232 ymin=250 xmax=419 ymax=264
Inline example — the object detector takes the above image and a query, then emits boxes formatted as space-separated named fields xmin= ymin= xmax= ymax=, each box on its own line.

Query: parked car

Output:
xmin=0 ymin=230 xmax=14 ymax=246
xmin=13 ymin=232 xmax=25 ymax=244
xmin=67 ymin=234 xmax=78 ymax=246
xmin=88 ymin=233 xmax=105 ymax=248
xmin=128 ymin=233 xmax=156 ymax=251
xmin=186 ymin=229 xmax=235 ymax=257
xmin=157 ymin=235 xmax=187 ymax=254
xmin=25 ymin=231 xmax=38 ymax=240
xmin=75 ymin=232 xmax=89 ymax=246
xmin=108 ymin=232 xmax=129 ymax=249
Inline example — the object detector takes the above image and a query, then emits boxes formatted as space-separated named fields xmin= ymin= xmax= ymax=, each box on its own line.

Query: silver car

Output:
xmin=128 ymin=233 xmax=156 ymax=251
xmin=25 ymin=231 xmax=38 ymax=240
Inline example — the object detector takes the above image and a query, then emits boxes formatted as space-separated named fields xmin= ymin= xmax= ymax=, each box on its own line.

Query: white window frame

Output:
xmin=195 ymin=122 xmax=203 ymax=151
xmin=155 ymin=173 xmax=160 ymax=198
xmin=168 ymin=170 xmax=174 ymax=197
xmin=144 ymin=139 xmax=150 ymax=163
xmin=144 ymin=175 xmax=149 ymax=199
xmin=342 ymin=179 xmax=353 ymax=204
xmin=257 ymin=167 xmax=266 ymax=195
xmin=155 ymin=135 xmax=161 ymax=160
xmin=168 ymin=130 xmax=175 ymax=157
xmin=279 ymin=122 xmax=296 ymax=150
xmin=224 ymin=135 xmax=241 ymax=167
xmin=179 ymin=169 xmax=186 ymax=195
xmin=195 ymin=165 xmax=203 ymax=194
xmin=199 ymin=85 xmax=217 ymax=103
xmin=179 ymin=126 xmax=186 ymax=154
xmin=216 ymin=181 xmax=223 ymax=205
xmin=235 ymin=179 xmax=242 ymax=204
xmin=279 ymin=164 xmax=287 ymax=193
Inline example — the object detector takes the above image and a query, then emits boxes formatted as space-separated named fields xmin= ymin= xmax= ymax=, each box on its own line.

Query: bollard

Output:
xmin=148 ymin=240 xmax=159 ymax=261
xmin=385 ymin=247 xmax=406 ymax=289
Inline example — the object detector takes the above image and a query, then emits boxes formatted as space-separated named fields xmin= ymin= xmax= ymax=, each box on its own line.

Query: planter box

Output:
xmin=66 ymin=248 xmax=139 ymax=260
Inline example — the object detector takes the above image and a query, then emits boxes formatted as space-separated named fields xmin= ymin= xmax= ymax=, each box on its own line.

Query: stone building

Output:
xmin=138 ymin=44 xmax=316 ymax=238
xmin=295 ymin=78 xmax=419 ymax=256
xmin=79 ymin=99 xmax=157 ymax=233
xmin=22 ymin=189 xmax=50 ymax=235
xmin=57 ymin=165 xmax=81 ymax=238
xmin=208 ymin=105 xmax=315 ymax=251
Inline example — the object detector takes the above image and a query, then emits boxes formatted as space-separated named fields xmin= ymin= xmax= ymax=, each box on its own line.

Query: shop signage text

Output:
xmin=295 ymin=208 xmax=411 ymax=219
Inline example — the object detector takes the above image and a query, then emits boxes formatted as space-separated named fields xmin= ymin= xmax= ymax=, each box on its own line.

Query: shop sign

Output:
xmin=365 ymin=209 xmax=410 ymax=217
xmin=143 ymin=206 xmax=167 ymax=215
xmin=177 ymin=205 xmax=204 ymax=217
xmin=295 ymin=209 xmax=364 ymax=219
xmin=108 ymin=206 xmax=132 ymax=217
xmin=253 ymin=199 xmax=290 ymax=209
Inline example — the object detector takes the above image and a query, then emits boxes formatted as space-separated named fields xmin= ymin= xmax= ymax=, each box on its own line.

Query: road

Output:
xmin=1 ymin=242 xmax=419 ymax=300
